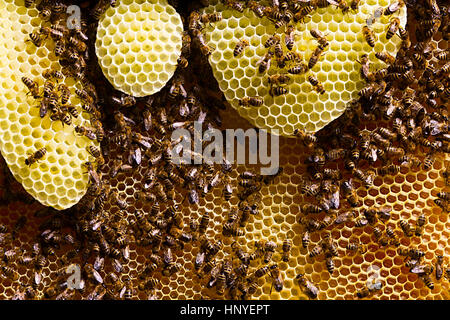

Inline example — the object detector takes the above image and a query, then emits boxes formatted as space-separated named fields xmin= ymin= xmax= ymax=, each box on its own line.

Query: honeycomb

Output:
xmin=200 ymin=0 xmax=406 ymax=135
xmin=0 ymin=0 xmax=99 ymax=210
xmin=95 ymin=0 xmax=183 ymax=97
xmin=0 ymin=0 xmax=448 ymax=302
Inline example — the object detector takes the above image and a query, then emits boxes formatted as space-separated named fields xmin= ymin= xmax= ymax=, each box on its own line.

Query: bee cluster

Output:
xmin=0 ymin=0 xmax=448 ymax=300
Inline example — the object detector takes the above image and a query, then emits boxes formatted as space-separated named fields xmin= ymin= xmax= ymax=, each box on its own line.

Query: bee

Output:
xmin=274 ymin=40 xmax=284 ymax=58
xmin=247 ymin=1 xmax=265 ymax=17
xmin=268 ymin=74 xmax=291 ymax=86
xmin=270 ymin=86 xmax=288 ymax=96
xmin=362 ymin=26 xmax=376 ymax=47
xmin=22 ymin=76 xmax=40 ymax=98
xmin=75 ymin=125 xmax=97 ymax=141
xmin=437 ymin=50 xmax=450 ymax=61
xmin=423 ymin=153 xmax=435 ymax=170
xmin=264 ymin=34 xmax=280 ymax=49
xmin=325 ymin=254 xmax=335 ymax=274
xmin=269 ymin=264 xmax=284 ymax=292
xmin=414 ymin=213 xmax=426 ymax=237
xmin=28 ymin=31 xmax=43 ymax=46
xmin=68 ymin=36 xmax=87 ymax=52
xmin=386 ymin=17 xmax=400 ymax=40
xmin=309 ymin=244 xmax=323 ymax=258
xmin=91 ymin=0 xmax=109 ymax=20
xmin=358 ymin=54 xmax=375 ymax=82
xmin=239 ymin=96 xmax=264 ymax=107
xmin=310 ymin=29 xmax=328 ymax=47
xmin=83 ymin=161 xmax=101 ymax=187
xmin=434 ymin=255 xmax=444 ymax=280
xmin=25 ymin=147 xmax=47 ymax=166
xmin=57 ymin=83 xmax=71 ymax=104
xmin=346 ymin=241 xmax=367 ymax=254
xmin=225 ymin=0 xmax=245 ymax=12
xmin=254 ymin=266 xmax=270 ymax=279
xmin=355 ymin=216 xmax=369 ymax=227
xmin=356 ymin=282 xmax=383 ymax=298
xmin=328 ymin=0 xmax=349 ymax=12
xmin=420 ymin=273 xmax=435 ymax=290
xmin=375 ymin=52 xmax=396 ymax=65
xmin=198 ymin=212 xmax=210 ymax=234
xmin=285 ymin=25 xmax=296 ymax=51
xmin=257 ymin=51 xmax=274 ymax=74
xmin=279 ymin=237 xmax=292 ymax=262
xmin=287 ymin=63 xmax=308 ymax=75
xmin=308 ymin=44 xmax=326 ymax=69
xmin=308 ymin=75 xmax=326 ymax=94
xmin=399 ymin=220 xmax=413 ymax=237
xmin=296 ymin=273 xmax=319 ymax=299
xmin=233 ymin=39 xmax=249 ymax=57
xmin=200 ymin=12 xmax=222 ymax=24
xmin=350 ymin=0 xmax=361 ymax=10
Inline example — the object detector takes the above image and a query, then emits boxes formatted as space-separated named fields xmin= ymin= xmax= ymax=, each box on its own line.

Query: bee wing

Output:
xmin=34 ymin=271 xmax=42 ymax=285
xmin=327 ymin=0 xmax=340 ymax=5
xmin=94 ymin=256 xmax=104 ymax=271
xmin=410 ymin=264 xmax=427 ymax=274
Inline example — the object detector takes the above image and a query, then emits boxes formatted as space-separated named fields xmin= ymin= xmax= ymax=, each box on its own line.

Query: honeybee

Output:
xmin=375 ymin=52 xmax=396 ymax=64
xmin=420 ymin=273 xmax=435 ymax=290
xmin=399 ymin=220 xmax=413 ymax=237
xmin=293 ymin=128 xmax=317 ymax=148
xmin=358 ymin=54 xmax=375 ymax=82
xmin=68 ymin=36 xmax=87 ymax=52
xmin=83 ymin=161 xmax=101 ymax=187
xmin=386 ymin=17 xmax=400 ymax=40
xmin=200 ymin=12 xmax=222 ymax=25
xmin=356 ymin=282 xmax=383 ymax=298
xmin=22 ymin=76 xmax=40 ymax=98
xmin=423 ymin=153 xmax=435 ymax=170
xmin=270 ymin=86 xmax=288 ymax=96
xmin=308 ymin=44 xmax=326 ymax=69
xmin=350 ymin=0 xmax=361 ymax=10
xmin=239 ymin=96 xmax=264 ymax=107
xmin=57 ymin=84 xmax=70 ymax=105
xmin=247 ymin=1 xmax=266 ymax=17
xmin=233 ymin=39 xmax=249 ymax=57
xmin=310 ymin=29 xmax=328 ymax=47
xmin=224 ymin=0 xmax=245 ymax=12
xmin=296 ymin=273 xmax=319 ymax=299
xmin=346 ymin=240 xmax=367 ymax=254
xmin=268 ymin=74 xmax=291 ymax=86
xmin=28 ymin=31 xmax=44 ymax=47
xmin=362 ymin=26 xmax=376 ymax=47
xmin=285 ymin=25 xmax=296 ymax=51
xmin=308 ymin=75 xmax=326 ymax=94
xmin=328 ymin=0 xmax=349 ymax=12
xmin=287 ymin=63 xmax=308 ymax=75
xmin=269 ymin=264 xmax=284 ymax=292
xmin=257 ymin=51 xmax=274 ymax=73
xmin=274 ymin=40 xmax=284 ymax=58
xmin=25 ymin=147 xmax=47 ymax=166
xmin=325 ymin=254 xmax=335 ymax=274
xmin=309 ymin=244 xmax=323 ymax=258
xmin=75 ymin=125 xmax=97 ymax=141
